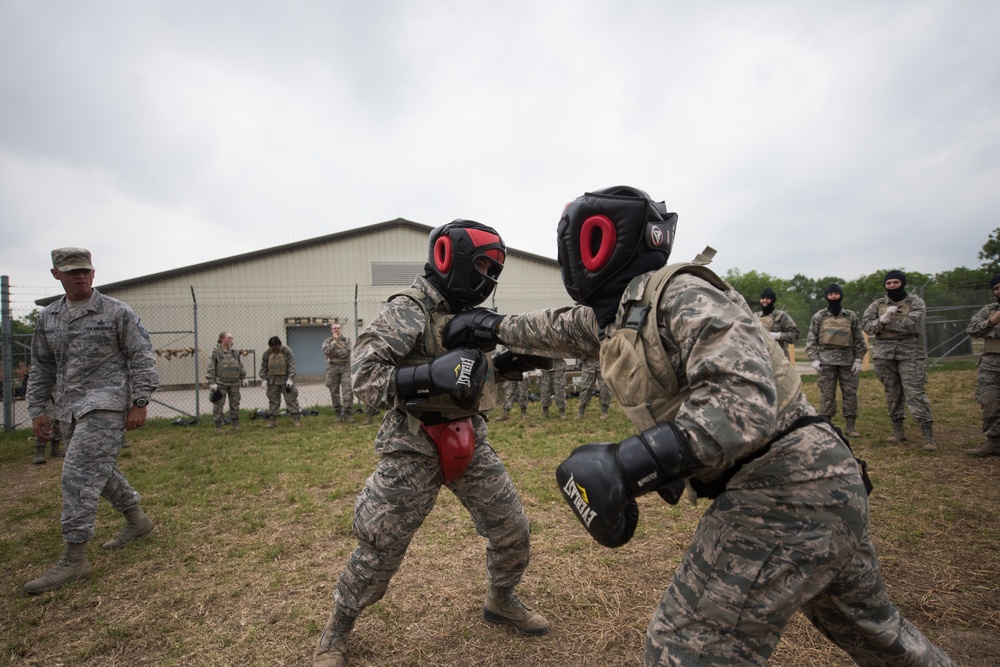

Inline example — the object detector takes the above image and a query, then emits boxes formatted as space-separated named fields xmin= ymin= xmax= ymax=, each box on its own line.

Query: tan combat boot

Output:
xmin=50 ymin=438 xmax=62 ymax=457
xmin=577 ymin=406 xmax=585 ymax=420
xmin=231 ymin=419 xmax=240 ymax=432
xmin=542 ymin=406 xmax=550 ymax=418
xmin=919 ymin=421 xmax=936 ymax=452
xmin=844 ymin=417 xmax=861 ymax=438
xmin=266 ymin=417 xmax=277 ymax=429
xmin=966 ymin=438 xmax=1000 ymax=457
xmin=32 ymin=441 xmax=47 ymax=464
xmin=23 ymin=541 xmax=91 ymax=594
xmin=313 ymin=605 xmax=356 ymax=667
xmin=600 ymin=405 xmax=609 ymax=419
xmin=496 ymin=408 xmax=510 ymax=422
xmin=483 ymin=586 xmax=550 ymax=636
xmin=102 ymin=505 xmax=154 ymax=550
xmin=885 ymin=419 xmax=908 ymax=444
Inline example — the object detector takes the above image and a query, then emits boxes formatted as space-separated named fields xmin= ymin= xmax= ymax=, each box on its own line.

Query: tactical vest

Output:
xmin=390 ymin=287 xmax=499 ymax=424
xmin=600 ymin=248 xmax=802 ymax=436
xmin=217 ymin=349 xmax=242 ymax=382
xmin=985 ymin=337 xmax=1000 ymax=354
xmin=326 ymin=338 xmax=351 ymax=363
xmin=268 ymin=351 xmax=288 ymax=376
xmin=818 ymin=314 xmax=852 ymax=348
xmin=758 ymin=313 xmax=775 ymax=331
xmin=876 ymin=299 xmax=912 ymax=339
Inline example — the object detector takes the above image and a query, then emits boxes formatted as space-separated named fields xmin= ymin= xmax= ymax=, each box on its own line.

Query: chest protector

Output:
xmin=600 ymin=248 xmax=802 ymax=435
xmin=217 ymin=350 xmax=242 ymax=382
xmin=876 ymin=299 xmax=912 ymax=339
xmin=758 ymin=313 xmax=775 ymax=331
xmin=818 ymin=314 xmax=852 ymax=348
xmin=268 ymin=351 xmax=288 ymax=376
xmin=390 ymin=287 xmax=499 ymax=422
xmin=326 ymin=337 xmax=351 ymax=362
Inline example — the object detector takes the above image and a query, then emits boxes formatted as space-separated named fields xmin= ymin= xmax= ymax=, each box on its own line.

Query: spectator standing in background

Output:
xmin=206 ymin=331 xmax=247 ymax=432
xmin=260 ymin=336 xmax=301 ymax=428
xmin=756 ymin=287 xmax=800 ymax=360
xmin=323 ymin=322 xmax=354 ymax=422
xmin=806 ymin=284 xmax=868 ymax=437
xmin=862 ymin=270 xmax=936 ymax=450
xmin=965 ymin=273 xmax=1000 ymax=457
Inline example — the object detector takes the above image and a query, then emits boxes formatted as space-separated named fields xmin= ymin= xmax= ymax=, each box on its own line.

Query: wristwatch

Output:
xmin=132 ymin=398 xmax=149 ymax=408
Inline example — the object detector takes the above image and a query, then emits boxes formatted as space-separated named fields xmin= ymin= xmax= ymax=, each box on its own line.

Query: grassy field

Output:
xmin=1 ymin=368 xmax=998 ymax=666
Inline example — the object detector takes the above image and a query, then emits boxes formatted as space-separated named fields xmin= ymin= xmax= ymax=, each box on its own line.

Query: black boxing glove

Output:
xmin=394 ymin=347 xmax=487 ymax=410
xmin=443 ymin=308 xmax=505 ymax=350
xmin=492 ymin=350 xmax=554 ymax=381
xmin=555 ymin=423 xmax=697 ymax=548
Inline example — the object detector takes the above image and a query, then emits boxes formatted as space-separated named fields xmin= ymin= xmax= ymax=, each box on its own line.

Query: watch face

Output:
xmin=134 ymin=398 xmax=149 ymax=407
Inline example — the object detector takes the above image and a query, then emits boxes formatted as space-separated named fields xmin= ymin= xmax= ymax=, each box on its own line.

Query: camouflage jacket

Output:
xmin=968 ymin=302 xmax=1000 ymax=371
xmin=352 ymin=275 xmax=496 ymax=456
xmin=260 ymin=345 xmax=296 ymax=383
xmin=206 ymin=345 xmax=246 ymax=386
xmin=805 ymin=308 xmax=868 ymax=366
xmin=27 ymin=289 xmax=159 ymax=422
xmin=322 ymin=335 xmax=353 ymax=366
xmin=497 ymin=272 xmax=854 ymax=484
xmin=861 ymin=293 xmax=927 ymax=360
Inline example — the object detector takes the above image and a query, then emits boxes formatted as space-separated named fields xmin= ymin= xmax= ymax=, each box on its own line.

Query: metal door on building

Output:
xmin=286 ymin=326 xmax=331 ymax=380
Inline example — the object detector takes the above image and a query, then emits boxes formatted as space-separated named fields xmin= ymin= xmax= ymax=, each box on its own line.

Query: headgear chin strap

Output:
xmin=426 ymin=220 xmax=506 ymax=309
xmin=557 ymin=186 xmax=676 ymax=306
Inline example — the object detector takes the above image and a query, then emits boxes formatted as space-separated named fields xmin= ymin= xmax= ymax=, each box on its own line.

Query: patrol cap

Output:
xmin=51 ymin=247 xmax=94 ymax=272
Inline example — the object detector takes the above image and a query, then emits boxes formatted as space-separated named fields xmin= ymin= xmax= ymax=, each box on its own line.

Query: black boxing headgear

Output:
xmin=556 ymin=186 xmax=676 ymax=306
xmin=990 ymin=273 xmax=1000 ymax=290
xmin=426 ymin=220 xmax=506 ymax=309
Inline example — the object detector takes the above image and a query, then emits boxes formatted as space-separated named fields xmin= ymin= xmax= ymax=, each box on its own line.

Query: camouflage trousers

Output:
xmin=212 ymin=384 xmax=241 ymax=424
xmin=266 ymin=380 xmax=301 ymax=416
xmin=334 ymin=445 xmax=531 ymax=614
xmin=577 ymin=368 xmax=611 ymax=411
xmin=502 ymin=380 xmax=529 ymax=410
xmin=645 ymin=470 xmax=954 ymax=666
xmin=816 ymin=364 xmax=859 ymax=419
xmin=977 ymin=365 xmax=1000 ymax=439
xmin=325 ymin=363 xmax=353 ymax=412
xmin=872 ymin=358 xmax=934 ymax=423
xmin=58 ymin=410 xmax=141 ymax=544
xmin=539 ymin=370 xmax=567 ymax=410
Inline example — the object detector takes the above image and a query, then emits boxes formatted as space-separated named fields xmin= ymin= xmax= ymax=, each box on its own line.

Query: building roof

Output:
xmin=37 ymin=218 xmax=559 ymax=305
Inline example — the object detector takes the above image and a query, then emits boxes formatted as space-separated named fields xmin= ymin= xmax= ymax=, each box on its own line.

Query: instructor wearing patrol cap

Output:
xmin=24 ymin=247 xmax=160 ymax=594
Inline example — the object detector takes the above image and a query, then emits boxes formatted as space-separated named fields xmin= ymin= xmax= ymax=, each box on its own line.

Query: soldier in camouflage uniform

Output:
xmin=260 ymin=336 xmax=301 ymax=427
xmin=538 ymin=356 xmax=567 ymax=418
xmin=495 ymin=346 xmax=529 ymax=421
xmin=862 ymin=270 xmax=937 ymax=450
xmin=445 ymin=187 xmax=953 ymax=666
xmin=756 ymin=287 xmax=799 ymax=360
xmin=24 ymin=248 xmax=159 ymax=594
xmin=31 ymin=398 xmax=63 ymax=464
xmin=577 ymin=356 xmax=611 ymax=419
xmin=965 ymin=273 xmax=1000 ymax=457
xmin=806 ymin=284 xmax=868 ymax=437
xmin=323 ymin=322 xmax=354 ymax=422
xmin=313 ymin=221 xmax=549 ymax=667
xmin=206 ymin=331 xmax=247 ymax=432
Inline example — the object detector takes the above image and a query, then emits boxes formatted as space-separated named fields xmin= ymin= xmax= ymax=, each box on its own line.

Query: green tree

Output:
xmin=979 ymin=227 xmax=1000 ymax=274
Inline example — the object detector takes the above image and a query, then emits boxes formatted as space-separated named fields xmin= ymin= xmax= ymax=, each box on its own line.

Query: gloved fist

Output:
xmin=285 ymin=379 xmax=294 ymax=390
xmin=811 ymin=360 xmax=822 ymax=372
xmin=556 ymin=443 xmax=639 ymax=548
xmin=394 ymin=348 xmax=488 ymax=410
xmin=209 ymin=384 xmax=218 ymax=391
xmin=443 ymin=308 xmax=505 ymax=350
xmin=493 ymin=350 xmax=554 ymax=381
xmin=879 ymin=306 xmax=898 ymax=323
xmin=241 ymin=379 xmax=248 ymax=387
xmin=770 ymin=332 xmax=782 ymax=340
xmin=852 ymin=359 xmax=864 ymax=375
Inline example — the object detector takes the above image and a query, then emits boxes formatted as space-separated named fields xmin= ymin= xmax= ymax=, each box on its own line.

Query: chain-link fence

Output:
xmin=3 ymin=276 xmax=993 ymax=431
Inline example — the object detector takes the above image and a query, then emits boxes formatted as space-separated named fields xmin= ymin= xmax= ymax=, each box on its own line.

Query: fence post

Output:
xmin=2 ymin=276 xmax=13 ymax=432
xmin=191 ymin=286 xmax=200 ymax=421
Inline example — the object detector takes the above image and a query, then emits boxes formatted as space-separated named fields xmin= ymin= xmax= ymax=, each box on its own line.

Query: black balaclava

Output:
xmin=884 ymin=270 xmax=907 ymax=302
xmin=759 ymin=287 xmax=777 ymax=316
xmin=825 ymin=283 xmax=843 ymax=316
xmin=991 ymin=273 xmax=1000 ymax=303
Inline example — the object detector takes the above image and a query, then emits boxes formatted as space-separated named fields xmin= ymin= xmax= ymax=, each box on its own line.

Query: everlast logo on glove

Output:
xmin=561 ymin=474 xmax=597 ymax=528
xmin=455 ymin=356 xmax=478 ymax=388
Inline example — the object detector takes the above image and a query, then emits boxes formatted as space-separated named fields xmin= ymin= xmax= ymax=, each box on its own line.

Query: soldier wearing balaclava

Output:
xmin=756 ymin=287 xmax=800 ymax=360
xmin=862 ymin=270 xmax=937 ymax=449
xmin=965 ymin=273 xmax=1000 ymax=457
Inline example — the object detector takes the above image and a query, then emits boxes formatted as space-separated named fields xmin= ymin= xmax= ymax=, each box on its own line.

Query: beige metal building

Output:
xmin=40 ymin=219 xmax=572 ymax=389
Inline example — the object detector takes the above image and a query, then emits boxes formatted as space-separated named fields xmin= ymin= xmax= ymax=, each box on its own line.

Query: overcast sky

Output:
xmin=1 ymin=0 xmax=997 ymax=312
